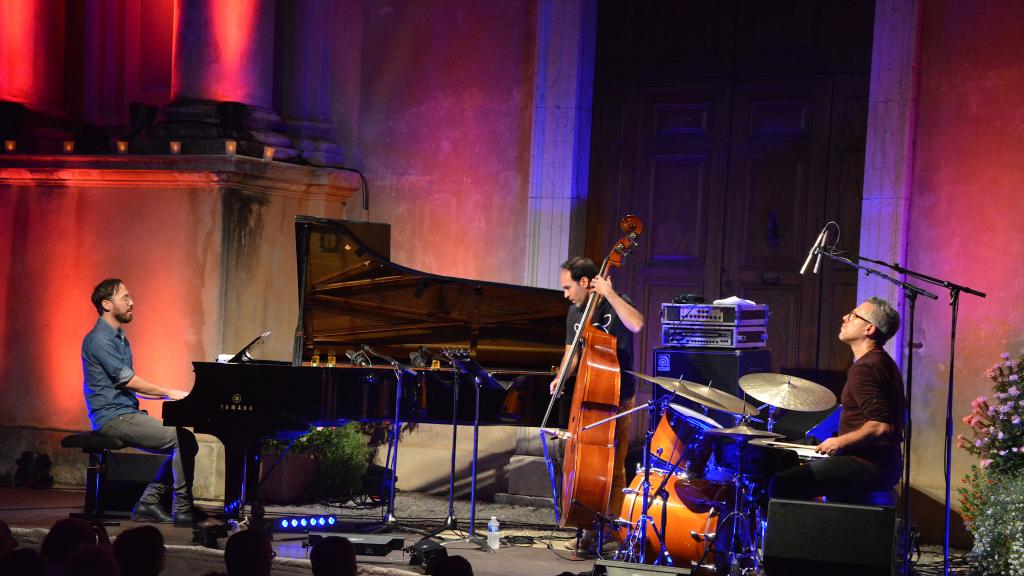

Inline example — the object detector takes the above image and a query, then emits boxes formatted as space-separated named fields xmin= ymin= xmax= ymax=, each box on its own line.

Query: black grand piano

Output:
xmin=163 ymin=216 xmax=568 ymax=517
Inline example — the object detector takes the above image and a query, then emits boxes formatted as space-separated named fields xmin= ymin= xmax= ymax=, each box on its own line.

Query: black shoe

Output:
xmin=132 ymin=501 xmax=173 ymax=524
xmin=174 ymin=507 xmax=208 ymax=527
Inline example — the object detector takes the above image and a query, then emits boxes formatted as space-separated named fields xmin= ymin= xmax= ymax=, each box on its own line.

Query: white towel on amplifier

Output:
xmin=712 ymin=295 xmax=756 ymax=306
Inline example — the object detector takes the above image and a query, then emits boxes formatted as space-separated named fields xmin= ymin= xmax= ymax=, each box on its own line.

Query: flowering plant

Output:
xmin=957 ymin=352 xmax=1024 ymax=474
xmin=957 ymin=351 xmax=1024 ymax=575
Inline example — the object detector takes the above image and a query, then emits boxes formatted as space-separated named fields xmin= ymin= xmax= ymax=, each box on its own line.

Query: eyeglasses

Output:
xmin=845 ymin=309 xmax=874 ymax=326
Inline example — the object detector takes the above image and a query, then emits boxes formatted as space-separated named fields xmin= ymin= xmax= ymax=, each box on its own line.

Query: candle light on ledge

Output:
xmin=224 ymin=139 xmax=237 ymax=155
xmin=116 ymin=140 xmax=128 ymax=154
xmin=169 ymin=141 xmax=182 ymax=155
xmin=62 ymin=141 xmax=75 ymax=153
xmin=4 ymin=140 xmax=15 ymax=152
xmin=262 ymin=146 xmax=275 ymax=161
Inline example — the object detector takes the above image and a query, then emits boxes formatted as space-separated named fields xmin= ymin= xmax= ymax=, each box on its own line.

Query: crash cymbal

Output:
xmin=738 ymin=373 xmax=836 ymax=412
xmin=626 ymin=371 xmax=758 ymax=416
xmin=703 ymin=424 xmax=783 ymax=440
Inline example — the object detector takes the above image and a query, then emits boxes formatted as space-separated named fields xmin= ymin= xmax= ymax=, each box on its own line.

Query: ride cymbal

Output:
xmin=738 ymin=373 xmax=836 ymax=412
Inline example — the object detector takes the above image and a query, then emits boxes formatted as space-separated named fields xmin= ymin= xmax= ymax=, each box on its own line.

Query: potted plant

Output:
xmin=261 ymin=423 xmax=371 ymax=503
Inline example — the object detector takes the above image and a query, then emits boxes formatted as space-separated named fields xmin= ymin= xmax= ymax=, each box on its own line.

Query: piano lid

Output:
xmin=294 ymin=216 xmax=567 ymax=370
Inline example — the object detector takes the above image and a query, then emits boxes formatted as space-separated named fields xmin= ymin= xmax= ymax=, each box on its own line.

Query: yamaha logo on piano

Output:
xmin=220 ymin=394 xmax=254 ymax=413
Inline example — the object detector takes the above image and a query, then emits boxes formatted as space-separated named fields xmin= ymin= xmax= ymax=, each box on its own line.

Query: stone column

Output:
xmin=77 ymin=0 xmax=128 ymax=133
xmin=0 ymin=0 xmax=73 ymax=151
xmin=153 ymin=0 xmax=295 ymax=158
xmin=275 ymin=0 xmax=345 ymax=165
xmin=858 ymin=0 xmax=922 ymax=366
xmin=523 ymin=0 xmax=597 ymax=289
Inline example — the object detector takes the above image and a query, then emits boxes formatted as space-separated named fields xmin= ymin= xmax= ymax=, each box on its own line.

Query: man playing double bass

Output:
xmin=549 ymin=256 xmax=644 ymax=552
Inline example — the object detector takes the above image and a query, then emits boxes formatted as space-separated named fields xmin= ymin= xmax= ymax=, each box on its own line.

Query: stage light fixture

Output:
xmin=273 ymin=514 xmax=337 ymax=533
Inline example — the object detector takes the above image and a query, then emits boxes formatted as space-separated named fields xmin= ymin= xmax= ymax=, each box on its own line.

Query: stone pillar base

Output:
xmin=145 ymin=99 xmax=298 ymax=159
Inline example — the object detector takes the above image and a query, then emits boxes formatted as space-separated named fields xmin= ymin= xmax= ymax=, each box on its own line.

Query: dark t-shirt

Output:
xmin=564 ymin=294 xmax=636 ymax=401
xmin=838 ymin=348 xmax=904 ymax=471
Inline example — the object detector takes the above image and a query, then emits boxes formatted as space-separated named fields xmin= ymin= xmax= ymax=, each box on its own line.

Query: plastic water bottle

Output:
xmin=486 ymin=516 xmax=500 ymax=550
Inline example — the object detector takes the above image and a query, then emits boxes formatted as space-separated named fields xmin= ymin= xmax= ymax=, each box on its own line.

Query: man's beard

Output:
xmin=114 ymin=310 xmax=133 ymax=323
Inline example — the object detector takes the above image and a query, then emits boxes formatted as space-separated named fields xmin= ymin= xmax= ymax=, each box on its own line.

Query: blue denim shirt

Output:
xmin=82 ymin=318 xmax=140 ymax=430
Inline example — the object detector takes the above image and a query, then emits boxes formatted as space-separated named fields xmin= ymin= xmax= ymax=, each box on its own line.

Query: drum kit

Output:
xmin=599 ymin=371 xmax=837 ymax=575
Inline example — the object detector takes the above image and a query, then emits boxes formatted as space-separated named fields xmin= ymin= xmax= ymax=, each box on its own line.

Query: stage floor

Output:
xmin=0 ymin=486 xmax=971 ymax=575
xmin=0 ymin=486 xmax=593 ymax=576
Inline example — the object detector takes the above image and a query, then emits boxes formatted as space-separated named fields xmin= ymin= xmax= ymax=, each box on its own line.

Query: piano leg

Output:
xmin=220 ymin=435 xmax=260 ymax=519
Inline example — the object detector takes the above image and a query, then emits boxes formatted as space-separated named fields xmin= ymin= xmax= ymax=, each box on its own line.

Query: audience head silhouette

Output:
xmin=0 ymin=518 xmax=17 ymax=558
xmin=113 ymin=525 xmax=165 ymax=576
xmin=310 ymin=536 xmax=357 ymax=576
xmin=224 ymin=529 xmax=274 ymax=576
xmin=64 ymin=544 xmax=120 ymax=576
xmin=1 ymin=548 xmax=45 ymax=576
xmin=41 ymin=518 xmax=99 ymax=568
xmin=431 ymin=554 xmax=474 ymax=576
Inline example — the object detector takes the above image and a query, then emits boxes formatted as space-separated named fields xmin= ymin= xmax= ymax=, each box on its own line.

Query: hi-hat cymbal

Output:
xmin=627 ymin=371 xmax=758 ymax=416
xmin=703 ymin=424 xmax=783 ymax=440
xmin=738 ymin=373 xmax=836 ymax=412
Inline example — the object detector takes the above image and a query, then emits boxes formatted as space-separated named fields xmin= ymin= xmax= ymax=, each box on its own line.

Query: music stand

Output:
xmin=440 ymin=350 xmax=510 ymax=553
xmin=415 ymin=366 xmax=463 ymax=541
xmin=227 ymin=330 xmax=271 ymax=363
xmin=360 ymin=346 xmax=426 ymax=536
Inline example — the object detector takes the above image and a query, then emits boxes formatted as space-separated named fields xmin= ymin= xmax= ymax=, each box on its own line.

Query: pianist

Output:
xmin=770 ymin=297 xmax=905 ymax=501
xmin=81 ymin=279 xmax=199 ymax=526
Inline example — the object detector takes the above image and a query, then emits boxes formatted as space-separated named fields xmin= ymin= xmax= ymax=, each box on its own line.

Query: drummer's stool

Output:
xmin=829 ymin=488 xmax=898 ymax=507
xmin=60 ymin=432 xmax=131 ymax=522
xmin=854 ymin=489 xmax=898 ymax=507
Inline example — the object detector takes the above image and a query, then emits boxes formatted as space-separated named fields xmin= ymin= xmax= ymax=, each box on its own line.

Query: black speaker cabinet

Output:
xmin=653 ymin=347 xmax=769 ymax=425
xmin=764 ymin=499 xmax=896 ymax=576
xmin=104 ymin=452 xmax=168 ymax=512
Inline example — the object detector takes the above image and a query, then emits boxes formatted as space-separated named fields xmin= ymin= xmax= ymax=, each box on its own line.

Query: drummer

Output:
xmin=770 ymin=297 xmax=905 ymax=501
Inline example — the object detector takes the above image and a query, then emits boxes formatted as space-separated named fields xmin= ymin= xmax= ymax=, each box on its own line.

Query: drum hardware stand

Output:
xmin=708 ymin=423 xmax=762 ymax=576
xmin=585 ymin=395 xmax=675 ymax=565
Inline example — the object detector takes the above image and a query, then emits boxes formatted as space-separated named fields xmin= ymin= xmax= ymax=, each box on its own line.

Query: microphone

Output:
xmin=812 ymin=228 xmax=829 ymax=274
xmin=799 ymin=227 xmax=827 ymax=275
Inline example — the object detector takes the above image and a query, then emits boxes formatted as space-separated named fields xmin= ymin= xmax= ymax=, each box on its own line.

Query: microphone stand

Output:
xmin=815 ymin=247 xmax=937 ymax=576
xmin=850 ymin=253 xmax=986 ymax=576
xmin=360 ymin=345 xmax=424 ymax=535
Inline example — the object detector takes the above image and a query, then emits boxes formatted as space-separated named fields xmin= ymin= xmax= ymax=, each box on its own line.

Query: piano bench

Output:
xmin=60 ymin=433 xmax=130 ymax=522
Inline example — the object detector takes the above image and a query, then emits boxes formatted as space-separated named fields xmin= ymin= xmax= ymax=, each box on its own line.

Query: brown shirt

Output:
xmin=838 ymin=348 xmax=905 ymax=470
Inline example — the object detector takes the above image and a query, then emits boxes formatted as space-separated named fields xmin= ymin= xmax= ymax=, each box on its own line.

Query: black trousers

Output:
xmin=769 ymin=454 xmax=900 ymax=502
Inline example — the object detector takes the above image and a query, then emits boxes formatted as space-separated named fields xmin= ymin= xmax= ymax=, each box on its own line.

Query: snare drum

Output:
xmin=617 ymin=468 xmax=731 ymax=563
xmin=649 ymin=403 xmax=721 ymax=476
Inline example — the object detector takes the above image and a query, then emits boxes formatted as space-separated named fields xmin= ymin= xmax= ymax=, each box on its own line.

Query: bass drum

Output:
xmin=617 ymin=468 xmax=731 ymax=563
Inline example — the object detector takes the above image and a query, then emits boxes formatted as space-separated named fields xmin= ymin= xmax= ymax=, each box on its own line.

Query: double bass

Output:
xmin=544 ymin=215 xmax=643 ymax=529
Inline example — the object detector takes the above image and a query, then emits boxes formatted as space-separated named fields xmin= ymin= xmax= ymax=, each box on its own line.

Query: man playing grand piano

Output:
xmin=549 ymin=257 xmax=644 ymax=552
xmin=770 ymin=297 xmax=905 ymax=501
xmin=81 ymin=279 xmax=199 ymax=526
